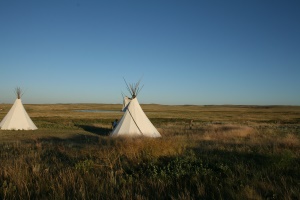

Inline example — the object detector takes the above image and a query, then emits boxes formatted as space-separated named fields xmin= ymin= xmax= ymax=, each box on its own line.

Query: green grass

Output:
xmin=0 ymin=104 xmax=300 ymax=199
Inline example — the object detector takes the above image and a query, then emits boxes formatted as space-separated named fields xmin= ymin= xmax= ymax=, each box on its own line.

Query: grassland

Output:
xmin=0 ymin=104 xmax=299 ymax=199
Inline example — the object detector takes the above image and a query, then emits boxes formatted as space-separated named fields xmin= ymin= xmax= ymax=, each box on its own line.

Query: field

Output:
xmin=0 ymin=103 xmax=300 ymax=199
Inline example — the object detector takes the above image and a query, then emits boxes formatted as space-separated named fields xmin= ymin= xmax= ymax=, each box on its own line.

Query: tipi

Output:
xmin=111 ymin=80 xmax=161 ymax=137
xmin=0 ymin=87 xmax=38 ymax=130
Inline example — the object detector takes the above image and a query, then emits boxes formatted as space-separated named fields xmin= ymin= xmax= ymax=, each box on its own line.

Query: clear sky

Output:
xmin=0 ymin=0 xmax=299 ymax=105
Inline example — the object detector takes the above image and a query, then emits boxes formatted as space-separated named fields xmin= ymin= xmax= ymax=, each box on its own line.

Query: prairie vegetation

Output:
xmin=0 ymin=104 xmax=299 ymax=199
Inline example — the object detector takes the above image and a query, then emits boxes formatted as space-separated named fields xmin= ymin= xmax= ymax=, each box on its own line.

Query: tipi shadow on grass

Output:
xmin=0 ymin=87 xmax=37 ymax=130
xmin=76 ymin=124 xmax=111 ymax=136
xmin=110 ymin=79 xmax=161 ymax=138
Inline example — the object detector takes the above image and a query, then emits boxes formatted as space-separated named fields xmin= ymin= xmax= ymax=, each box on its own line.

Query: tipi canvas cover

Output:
xmin=0 ymin=89 xmax=37 ymax=130
xmin=111 ymin=97 xmax=161 ymax=137
xmin=122 ymin=96 xmax=131 ymax=112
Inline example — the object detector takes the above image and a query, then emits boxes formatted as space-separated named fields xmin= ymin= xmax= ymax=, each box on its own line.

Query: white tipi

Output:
xmin=0 ymin=88 xmax=37 ymax=130
xmin=111 ymin=81 xmax=161 ymax=137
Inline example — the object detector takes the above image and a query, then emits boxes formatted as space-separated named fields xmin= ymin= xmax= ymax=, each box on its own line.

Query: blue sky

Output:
xmin=0 ymin=0 xmax=299 ymax=105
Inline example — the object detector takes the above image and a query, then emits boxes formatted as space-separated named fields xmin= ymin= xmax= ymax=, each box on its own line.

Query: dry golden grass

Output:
xmin=0 ymin=104 xmax=299 ymax=199
xmin=200 ymin=124 xmax=255 ymax=140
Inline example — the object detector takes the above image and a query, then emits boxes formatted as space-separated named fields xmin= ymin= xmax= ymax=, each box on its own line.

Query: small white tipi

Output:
xmin=0 ymin=87 xmax=37 ymax=130
xmin=111 ymin=80 xmax=161 ymax=138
